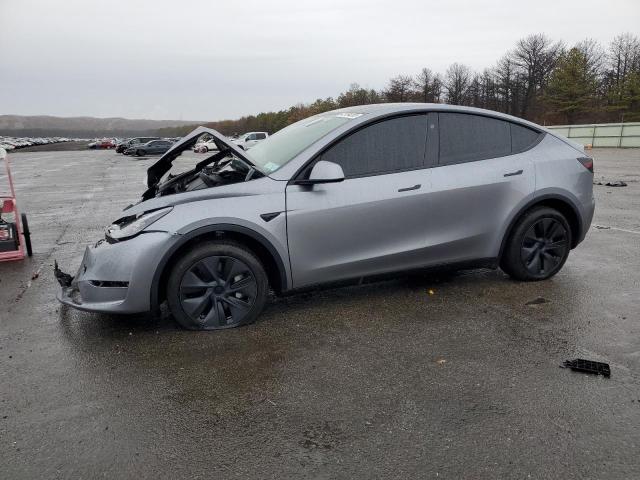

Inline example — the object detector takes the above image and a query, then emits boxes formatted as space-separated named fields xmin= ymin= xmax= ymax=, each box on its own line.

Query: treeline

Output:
xmin=158 ymin=33 xmax=640 ymax=137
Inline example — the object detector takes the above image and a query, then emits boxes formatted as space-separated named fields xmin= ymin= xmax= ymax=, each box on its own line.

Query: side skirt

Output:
xmin=277 ymin=257 xmax=499 ymax=297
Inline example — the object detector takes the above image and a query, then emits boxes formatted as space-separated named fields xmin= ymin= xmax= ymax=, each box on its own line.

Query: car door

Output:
xmin=286 ymin=114 xmax=436 ymax=288
xmin=245 ymin=133 xmax=258 ymax=149
xmin=423 ymin=112 xmax=537 ymax=264
xmin=146 ymin=141 xmax=158 ymax=153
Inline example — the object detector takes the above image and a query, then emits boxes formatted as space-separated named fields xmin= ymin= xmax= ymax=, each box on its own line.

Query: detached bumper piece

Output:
xmin=54 ymin=257 xmax=130 ymax=312
xmin=562 ymin=359 xmax=611 ymax=378
xmin=54 ymin=260 xmax=74 ymax=287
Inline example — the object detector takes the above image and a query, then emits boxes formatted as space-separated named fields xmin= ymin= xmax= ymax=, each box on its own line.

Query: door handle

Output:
xmin=503 ymin=169 xmax=523 ymax=177
xmin=398 ymin=184 xmax=421 ymax=192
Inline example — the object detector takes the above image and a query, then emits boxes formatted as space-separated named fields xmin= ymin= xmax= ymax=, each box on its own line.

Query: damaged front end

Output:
xmin=54 ymin=126 xmax=276 ymax=315
xmin=141 ymin=126 xmax=266 ymax=202
xmin=54 ymin=260 xmax=73 ymax=287
xmin=54 ymin=229 xmax=172 ymax=314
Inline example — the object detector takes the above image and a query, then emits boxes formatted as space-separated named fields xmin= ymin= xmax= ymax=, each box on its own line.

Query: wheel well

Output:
xmin=534 ymin=199 xmax=580 ymax=248
xmin=500 ymin=197 xmax=581 ymax=259
xmin=155 ymin=230 xmax=285 ymax=307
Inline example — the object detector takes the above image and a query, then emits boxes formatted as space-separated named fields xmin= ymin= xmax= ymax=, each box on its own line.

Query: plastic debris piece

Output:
xmin=526 ymin=297 xmax=548 ymax=305
xmin=53 ymin=260 xmax=74 ymax=287
xmin=594 ymin=180 xmax=627 ymax=187
xmin=562 ymin=359 xmax=611 ymax=377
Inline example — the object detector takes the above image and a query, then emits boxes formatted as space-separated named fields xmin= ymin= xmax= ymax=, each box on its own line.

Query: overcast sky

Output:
xmin=0 ymin=0 xmax=638 ymax=121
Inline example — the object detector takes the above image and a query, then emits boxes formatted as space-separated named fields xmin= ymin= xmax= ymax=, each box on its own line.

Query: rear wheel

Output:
xmin=167 ymin=241 xmax=269 ymax=330
xmin=501 ymin=207 xmax=571 ymax=281
xmin=21 ymin=213 xmax=32 ymax=257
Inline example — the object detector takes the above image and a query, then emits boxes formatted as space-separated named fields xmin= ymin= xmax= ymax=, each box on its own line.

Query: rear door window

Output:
xmin=320 ymin=115 xmax=428 ymax=178
xmin=439 ymin=113 xmax=511 ymax=165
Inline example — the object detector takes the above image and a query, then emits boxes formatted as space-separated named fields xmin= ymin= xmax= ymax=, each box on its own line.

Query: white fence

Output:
xmin=547 ymin=122 xmax=640 ymax=148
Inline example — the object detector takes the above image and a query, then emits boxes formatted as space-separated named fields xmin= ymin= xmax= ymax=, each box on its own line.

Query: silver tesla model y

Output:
xmin=56 ymin=104 xmax=595 ymax=330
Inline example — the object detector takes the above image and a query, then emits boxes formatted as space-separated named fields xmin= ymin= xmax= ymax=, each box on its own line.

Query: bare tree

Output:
xmin=384 ymin=75 xmax=415 ymax=102
xmin=606 ymin=33 xmax=640 ymax=101
xmin=511 ymin=34 xmax=564 ymax=117
xmin=493 ymin=55 xmax=526 ymax=115
xmin=444 ymin=63 xmax=472 ymax=105
xmin=480 ymin=68 xmax=498 ymax=111
xmin=413 ymin=68 xmax=441 ymax=103
xmin=337 ymin=83 xmax=378 ymax=107
xmin=468 ymin=73 xmax=483 ymax=107
xmin=576 ymin=38 xmax=606 ymax=78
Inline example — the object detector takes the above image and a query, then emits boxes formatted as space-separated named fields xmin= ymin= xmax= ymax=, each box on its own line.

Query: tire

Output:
xmin=21 ymin=213 xmax=33 ymax=257
xmin=137 ymin=149 xmax=146 ymax=156
xmin=202 ymin=146 xmax=209 ymax=153
xmin=167 ymin=241 xmax=269 ymax=330
xmin=500 ymin=207 xmax=572 ymax=281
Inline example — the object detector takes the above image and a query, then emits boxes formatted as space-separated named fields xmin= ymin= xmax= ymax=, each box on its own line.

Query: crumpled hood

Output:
xmin=145 ymin=126 xmax=260 ymax=188
xmin=120 ymin=176 xmax=279 ymax=218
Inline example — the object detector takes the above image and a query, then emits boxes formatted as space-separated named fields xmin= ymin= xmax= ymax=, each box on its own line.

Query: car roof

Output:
xmin=267 ymin=103 xmax=583 ymax=181
xmin=329 ymin=103 xmax=544 ymax=131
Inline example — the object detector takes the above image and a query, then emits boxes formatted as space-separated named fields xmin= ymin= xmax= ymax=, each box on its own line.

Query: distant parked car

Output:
xmin=88 ymin=138 xmax=116 ymax=149
xmin=125 ymin=139 xmax=174 ymax=156
xmin=232 ymin=132 xmax=268 ymax=150
xmin=194 ymin=139 xmax=219 ymax=153
xmin=116 ymin=137 xmax=159 ymax=153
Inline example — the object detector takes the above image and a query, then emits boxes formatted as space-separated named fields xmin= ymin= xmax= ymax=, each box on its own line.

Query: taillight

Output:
xmin=577 ymin=156 xmax=594 ymax=173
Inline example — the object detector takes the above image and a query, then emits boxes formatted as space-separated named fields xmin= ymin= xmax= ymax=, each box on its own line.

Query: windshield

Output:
xmin=245 ymin=112 xmax=361 ymax=173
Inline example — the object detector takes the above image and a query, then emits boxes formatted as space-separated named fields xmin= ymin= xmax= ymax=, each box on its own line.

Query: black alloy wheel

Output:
xmin=180 ymin=255 xmax=257 ymax=328
xmin=520 ymin=218 xmax=568 ymax=276
xmin=500 ymin=207 xmax=572 ymax=281
xmin=167 ymin=241 xmax=269 ymax=330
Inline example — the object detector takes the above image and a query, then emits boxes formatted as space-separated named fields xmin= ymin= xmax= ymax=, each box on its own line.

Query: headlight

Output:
xmin=105 ymin=207 xmax=172 ymax=241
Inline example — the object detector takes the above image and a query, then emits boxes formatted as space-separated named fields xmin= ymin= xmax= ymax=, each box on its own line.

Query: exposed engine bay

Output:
xmin=154 ymin=150 xmax=262 ymax=198
xmin=141 ymin=127 xmax=266 ymax=201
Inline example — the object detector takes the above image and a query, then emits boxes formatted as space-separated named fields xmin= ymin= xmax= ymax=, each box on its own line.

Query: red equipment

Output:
xmin=0 ymin=148 xmax=32 ymax=261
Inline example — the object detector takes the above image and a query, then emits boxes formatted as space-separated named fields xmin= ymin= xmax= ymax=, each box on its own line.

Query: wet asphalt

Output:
xmin=1 ymin=148 xmax=639 ymax=479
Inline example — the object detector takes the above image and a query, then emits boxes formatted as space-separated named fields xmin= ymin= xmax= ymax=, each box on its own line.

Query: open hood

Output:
xmin=145 ymin=126 xmax=261 ymax=188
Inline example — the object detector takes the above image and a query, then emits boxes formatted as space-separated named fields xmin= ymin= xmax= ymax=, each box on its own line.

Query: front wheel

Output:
xmin=500 ymin=207 xmax=571 ymax=281
xmin=167 ymin=241 xmax=269 ymax=330
xmin=136 ymin=149 xmax=146 ymax=156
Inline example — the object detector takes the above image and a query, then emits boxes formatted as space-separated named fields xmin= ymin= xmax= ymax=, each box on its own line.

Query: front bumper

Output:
xmin=56 ymin=231 xmax=175 ymax=314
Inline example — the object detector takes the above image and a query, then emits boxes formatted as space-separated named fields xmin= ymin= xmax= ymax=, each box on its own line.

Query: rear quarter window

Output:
xmin=511 ymin=123 xmax=541 ymax=153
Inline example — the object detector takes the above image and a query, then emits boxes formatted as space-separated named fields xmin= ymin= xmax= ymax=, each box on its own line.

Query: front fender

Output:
xmin=149 ymin=221 xmax=291 ymax=312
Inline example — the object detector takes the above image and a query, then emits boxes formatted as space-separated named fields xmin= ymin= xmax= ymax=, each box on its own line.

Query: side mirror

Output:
xmin=297 ymin=161 xmax=345 ymax=185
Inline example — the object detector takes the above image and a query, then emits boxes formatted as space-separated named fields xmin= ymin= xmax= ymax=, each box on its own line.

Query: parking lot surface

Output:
xmin=1 ymin=148 xmax=639 ymax=479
